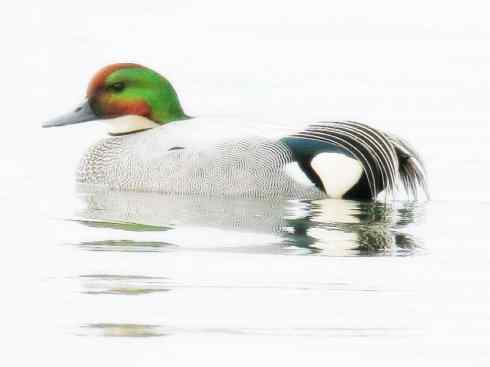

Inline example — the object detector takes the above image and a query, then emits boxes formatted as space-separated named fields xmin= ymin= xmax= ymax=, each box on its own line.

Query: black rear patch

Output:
xmin=343 ymin=173 xmax=371 ymax=200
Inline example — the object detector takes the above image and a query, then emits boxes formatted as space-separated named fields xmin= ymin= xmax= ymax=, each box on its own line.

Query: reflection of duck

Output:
xmin=77 ymin=185 xmax=292 ymax=232
xmin=285 ymin=200 xmax=424 ymax=256
xmin=76 ymin=186 xmax=424 ymax=256
xmin=44 ymin=63 xmax=427 ymax=200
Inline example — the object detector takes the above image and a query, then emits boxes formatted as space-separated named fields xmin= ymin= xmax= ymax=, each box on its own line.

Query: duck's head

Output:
xmin=43 ymin=63 xmax=188 ymax=135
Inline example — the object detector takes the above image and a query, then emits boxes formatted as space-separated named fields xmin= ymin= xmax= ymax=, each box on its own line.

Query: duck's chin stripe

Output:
xmin=105 ymin=115 xmax=160 ymax=135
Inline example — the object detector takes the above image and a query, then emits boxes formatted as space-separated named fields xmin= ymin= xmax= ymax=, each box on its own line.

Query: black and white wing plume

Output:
xmin=387 ymin=134 xmax=429 ymax=200
xmin=282 ymin=121 xmax=428 ymax=200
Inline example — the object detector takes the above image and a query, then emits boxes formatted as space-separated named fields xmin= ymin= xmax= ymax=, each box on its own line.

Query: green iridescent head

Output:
xmin=43 ymin=63 xmax=188 ymax=131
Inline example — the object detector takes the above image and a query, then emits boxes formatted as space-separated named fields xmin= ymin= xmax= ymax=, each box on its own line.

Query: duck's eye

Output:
xmin=108 ymin=82 xmax=125 ymax=92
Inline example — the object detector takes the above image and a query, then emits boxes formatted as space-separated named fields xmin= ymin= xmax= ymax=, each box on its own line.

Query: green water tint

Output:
xmin=82 ymin=323 xmax=166 ymax=338
xmin=79 ymin=274 xmax=170 ymax=295
xmin=69 ymin=219 xmax=170 ymax=232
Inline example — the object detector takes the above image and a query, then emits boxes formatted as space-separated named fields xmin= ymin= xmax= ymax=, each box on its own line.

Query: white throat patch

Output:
xmin=105 ymin=115 xmax=159 ymax=135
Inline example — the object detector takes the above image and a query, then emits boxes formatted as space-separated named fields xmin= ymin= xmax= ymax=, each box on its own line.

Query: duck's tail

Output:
xmin=387 ymin=134 xmax=429 ymax=200
xmin=287 ymin=121 xmax=428 ymax=200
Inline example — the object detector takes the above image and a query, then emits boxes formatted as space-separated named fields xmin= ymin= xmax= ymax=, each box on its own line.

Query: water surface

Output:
xmin=4 ymin=172 xmax=490 ymax=366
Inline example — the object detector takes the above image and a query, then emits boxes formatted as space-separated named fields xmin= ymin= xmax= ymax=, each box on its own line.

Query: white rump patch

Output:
xmin=283 ymin=162 xmax=315 ymax=187
xmin=311 ymin=153 xmax=363 ymax=198
xmin=105 ymin=115 xmax=159 ymax=135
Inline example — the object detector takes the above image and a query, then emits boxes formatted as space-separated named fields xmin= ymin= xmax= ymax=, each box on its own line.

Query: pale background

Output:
xmin=1 ymin=1 xmax=490 ymax=366
xmin=3 ymin=0 xmax=490 ymax=199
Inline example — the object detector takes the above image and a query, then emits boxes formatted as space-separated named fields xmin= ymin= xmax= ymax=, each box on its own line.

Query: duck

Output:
xmin=43 ymin=63 xmax=428 ymax=201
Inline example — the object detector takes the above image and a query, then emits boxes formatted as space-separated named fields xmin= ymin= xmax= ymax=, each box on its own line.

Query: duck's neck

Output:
xmin=105 ymin=115 xmax=160 ymax=135
xmin=150 ymin=84 xmax=189 ymax=123
xmin=105 ymin=112 xmax=193 ymax=136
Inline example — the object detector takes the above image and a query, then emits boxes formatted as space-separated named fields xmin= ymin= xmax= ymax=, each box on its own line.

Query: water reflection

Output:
xmin=82 ymin=323 xmax=166 ymax=337
xmin=72 ymin=220 xmax=170 ymax=232
xmin=77 ymin=240 xmax=177 ymax=253
xmin=288 ymin=201 xmax=424 ymax=256
xmin=81 ymin=323 xmax=416 ymax=338
xmin=80 ymin=274 xmax=170 ymax=295
xmin=71 ymin=185 xmax=426 ymax=339
xmin=75 ymin=184 xmax=425 ymax=256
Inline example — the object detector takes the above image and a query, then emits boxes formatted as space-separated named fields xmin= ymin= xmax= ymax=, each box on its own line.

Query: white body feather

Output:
xmin=78 ymin=116 xmax=324 ymax=198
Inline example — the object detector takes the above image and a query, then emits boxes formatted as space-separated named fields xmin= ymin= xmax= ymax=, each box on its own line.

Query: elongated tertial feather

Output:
xmin=291 ymin=121 xmax=427 ymax=200
xmin=388 ymin=135 xmax=429 ymax=200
